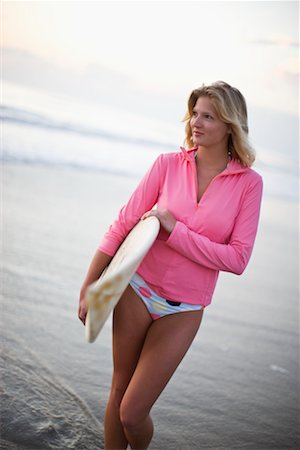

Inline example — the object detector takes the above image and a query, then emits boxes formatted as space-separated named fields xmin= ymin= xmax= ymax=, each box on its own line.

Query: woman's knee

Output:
xmin=119 ymin=398 xmax=148 ymax=431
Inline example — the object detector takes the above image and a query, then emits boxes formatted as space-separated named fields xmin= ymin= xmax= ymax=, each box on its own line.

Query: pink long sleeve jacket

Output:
xmin=99 ymin=147 xmax=263 ymax=306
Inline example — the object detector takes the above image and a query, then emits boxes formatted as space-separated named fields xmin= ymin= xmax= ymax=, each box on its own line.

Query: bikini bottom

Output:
xmin=129 ymin=272 xmax=203 ymax=321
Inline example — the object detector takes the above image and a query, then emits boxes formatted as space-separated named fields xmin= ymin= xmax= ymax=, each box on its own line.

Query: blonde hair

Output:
xmin=183 ymin=81 xmax=255 ymax=167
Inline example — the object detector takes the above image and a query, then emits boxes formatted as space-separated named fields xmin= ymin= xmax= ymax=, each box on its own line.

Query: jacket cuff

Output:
xmin=98 ymin=239 xmax=119 ymax=257
xmin=166 ymin=221 xmax=187 ymax=249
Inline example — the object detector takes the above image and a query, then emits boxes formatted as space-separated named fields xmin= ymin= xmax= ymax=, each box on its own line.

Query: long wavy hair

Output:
xmin=183 ymin=81 xmax=256 ymax=167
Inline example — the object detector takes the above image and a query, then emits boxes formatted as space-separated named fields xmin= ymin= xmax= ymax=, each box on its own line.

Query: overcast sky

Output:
xmin=3 ymin=1 xmax=299 ymax=117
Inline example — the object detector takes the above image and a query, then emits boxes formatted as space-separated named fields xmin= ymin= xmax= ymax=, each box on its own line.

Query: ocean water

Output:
xmin=1 ymin=81 xmax=178 ymax=178
xmin=1 ymin=80 xmax=298 ymax=201
xmin=1 ymin=81 xmax=299 ymax=449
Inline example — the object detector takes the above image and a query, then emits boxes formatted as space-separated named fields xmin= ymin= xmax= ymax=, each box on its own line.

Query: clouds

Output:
xmin=261 ymin=35 xmax=299 ymax=86
xmin=251 ymin=32 xmax=299 ymax=81
xmin=251 ymin=34 xmax=299 ymax=48
xmin=275 ymin=57 xmax=299 ymax=84
xmin=2 ymin=1 xmax=299 ymax=115
xmin=2 ymin=47 xmax=185 ymax=123
xmin=249 ymin=31 xmax=299 ymax=104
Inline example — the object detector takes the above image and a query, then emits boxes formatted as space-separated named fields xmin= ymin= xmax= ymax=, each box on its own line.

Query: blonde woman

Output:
xmin=78 ymin=81 xmax=263 ymax=450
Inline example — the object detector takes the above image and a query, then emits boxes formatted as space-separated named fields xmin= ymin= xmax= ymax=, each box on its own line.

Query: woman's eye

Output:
xmin=205 ymin=114 xmax=213 ymax=119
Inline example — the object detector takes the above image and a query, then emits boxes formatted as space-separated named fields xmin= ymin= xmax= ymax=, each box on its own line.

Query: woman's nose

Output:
xmin=193 ymin=115 xmax=202 ymax=127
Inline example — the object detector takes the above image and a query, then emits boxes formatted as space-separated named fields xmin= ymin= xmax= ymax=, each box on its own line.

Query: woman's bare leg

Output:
xmin=104 ymin=285 xmax=152 ymax=450
xmin=120 ymin=308 xmax=204 ymax=449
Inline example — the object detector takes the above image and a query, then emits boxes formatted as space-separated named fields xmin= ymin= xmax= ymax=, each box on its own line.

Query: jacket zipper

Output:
xmin=192 ymin=158 xmax=227 ymax=206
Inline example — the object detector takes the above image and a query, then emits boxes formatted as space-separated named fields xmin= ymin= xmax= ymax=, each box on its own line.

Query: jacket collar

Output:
xmin=180 ymin=146 xmax=248 ymax=176
xmin=180 ymin=146 xmax=197 ymax=162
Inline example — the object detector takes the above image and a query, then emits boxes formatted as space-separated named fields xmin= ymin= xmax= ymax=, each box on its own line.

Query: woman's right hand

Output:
xmin=77 ymin=250 xmax=112 ymax=326
xmin=78 ymin=286 xmax=88 ymax=325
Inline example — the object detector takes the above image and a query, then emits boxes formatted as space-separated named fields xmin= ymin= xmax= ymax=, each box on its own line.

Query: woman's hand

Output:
xmin=78 ymin=286 xmax=88 ymax=325
xmin=142 ymin=208 xmax=177 ymax=234
xmin=77 ymin=250 xmax=112 ymax=326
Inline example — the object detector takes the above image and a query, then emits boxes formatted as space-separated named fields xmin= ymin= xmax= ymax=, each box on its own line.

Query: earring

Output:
xmin=228 ymin=149 xmax=232 ymax=160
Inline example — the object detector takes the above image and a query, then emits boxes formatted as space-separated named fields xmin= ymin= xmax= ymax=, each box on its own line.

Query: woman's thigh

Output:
xmin=111 ymin=284 xmax=153 ymax=396
xmin=120 ymin=309 xmax=204 ymax=420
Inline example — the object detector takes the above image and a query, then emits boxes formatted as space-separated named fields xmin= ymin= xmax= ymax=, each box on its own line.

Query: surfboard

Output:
xmin=85 ymin=216 xmax=160 ymax=343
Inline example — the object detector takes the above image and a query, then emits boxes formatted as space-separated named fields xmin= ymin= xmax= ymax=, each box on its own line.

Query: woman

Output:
xmin=78 ymin=81 xmax=263 ymax=450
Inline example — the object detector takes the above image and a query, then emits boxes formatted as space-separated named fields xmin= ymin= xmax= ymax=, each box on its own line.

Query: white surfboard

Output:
xmin=85 ymin=216 xmax=160 ymax=343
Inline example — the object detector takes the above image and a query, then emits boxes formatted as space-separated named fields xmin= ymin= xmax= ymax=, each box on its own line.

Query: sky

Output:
xmin=2 ymin=1 xmax=299 ymax=118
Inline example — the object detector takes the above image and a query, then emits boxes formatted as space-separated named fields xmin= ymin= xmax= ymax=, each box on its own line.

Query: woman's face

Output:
xmin=190 ymin=96 xmax=229 ymax=150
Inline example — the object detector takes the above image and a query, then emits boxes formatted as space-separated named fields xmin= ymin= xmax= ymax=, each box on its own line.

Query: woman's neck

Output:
xmin=195 ymin=147 xmax=229 ymax=172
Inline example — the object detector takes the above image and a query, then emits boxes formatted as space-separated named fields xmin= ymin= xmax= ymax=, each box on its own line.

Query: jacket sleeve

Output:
xmin=166 ymin=176 xmax=263 ymax=275
xmin=98 ymin=154 xmax=163 ymax=256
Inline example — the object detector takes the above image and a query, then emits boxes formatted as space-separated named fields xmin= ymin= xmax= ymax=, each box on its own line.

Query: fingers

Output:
xmin=79 ymin=312 xmax=86 ymax=326
xmin=142 ymin=209 xmax=176 ymax=234
xmin=142 ymin=209 xmax=164 ymax=220
xmin=78 ymin=301 xmax=87 ymax=326
xmin=141 ymin=210 xmax=157 ymax=220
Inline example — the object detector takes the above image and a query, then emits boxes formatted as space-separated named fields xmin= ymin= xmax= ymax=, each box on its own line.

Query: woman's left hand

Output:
xmin=142 ymin=208 xmax=177 ymax=234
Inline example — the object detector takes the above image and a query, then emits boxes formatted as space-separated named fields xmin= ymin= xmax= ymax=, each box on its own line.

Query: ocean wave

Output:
xmin=1 ymin=151 xmax=138 ymax=179
xmin=1 ymin=104 xmax=175 ymax=150
xmin=2 ymin=103 xmax=297 ymax=178
xmin=1 ymin=103 xmax=298 ymax=201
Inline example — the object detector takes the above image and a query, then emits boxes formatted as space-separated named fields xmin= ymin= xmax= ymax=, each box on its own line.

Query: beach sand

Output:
xmin=1 ymin=163 xmax=299 ymax=449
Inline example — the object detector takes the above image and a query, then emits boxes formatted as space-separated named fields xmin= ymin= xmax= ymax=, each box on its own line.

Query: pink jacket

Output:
xmin=99 ymin=147 xmax=263 ymax=306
